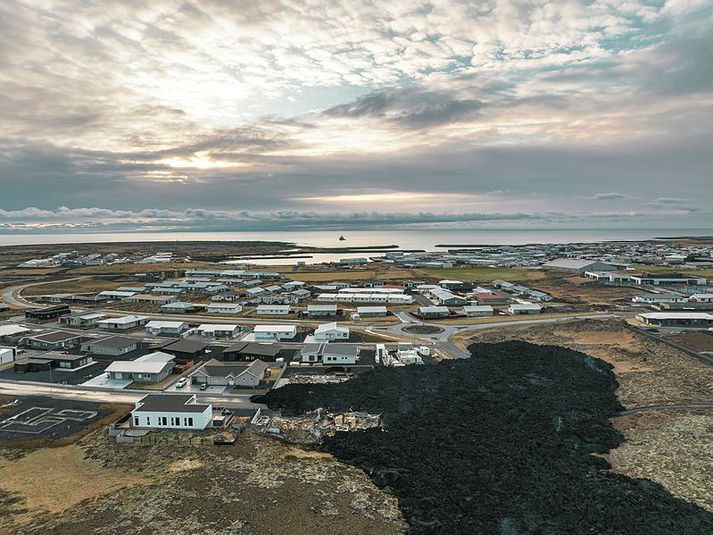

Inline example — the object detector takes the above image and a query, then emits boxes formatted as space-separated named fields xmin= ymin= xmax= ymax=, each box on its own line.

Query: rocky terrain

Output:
xmin=2 ymin=431 xmax=405 ymax=535
xmin=258 ymin=340 xmax=713 ymax=534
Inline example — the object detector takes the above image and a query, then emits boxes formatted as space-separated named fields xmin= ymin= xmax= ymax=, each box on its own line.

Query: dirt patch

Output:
xmin=9 ymin=430 xmax=405 ymax=535
xmin=402 ymin=324 xmax=443 ymax=334
xmin=0 ymin=444 xmax=152 ymax=529
xmin=666 ymin=331 xmax=713 ymax=353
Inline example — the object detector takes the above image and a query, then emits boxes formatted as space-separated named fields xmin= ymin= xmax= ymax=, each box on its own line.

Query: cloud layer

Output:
xmin=1 ymin=0 xmax=712 ymax=231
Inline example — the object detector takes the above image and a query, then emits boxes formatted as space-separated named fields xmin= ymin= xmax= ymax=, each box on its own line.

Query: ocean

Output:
xmin=0 ymin=228 xmax=710 ymax=249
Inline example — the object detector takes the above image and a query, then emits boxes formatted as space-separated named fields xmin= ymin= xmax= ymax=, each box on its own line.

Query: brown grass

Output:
xmin=0 ymin=444 xmax=151 ymax=527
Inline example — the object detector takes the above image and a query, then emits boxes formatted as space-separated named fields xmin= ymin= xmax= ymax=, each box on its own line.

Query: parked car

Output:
xmin=175 ymin=378 xmax=187 ymax=388
xmin=200 ymin=383 xmax=208 ymax=391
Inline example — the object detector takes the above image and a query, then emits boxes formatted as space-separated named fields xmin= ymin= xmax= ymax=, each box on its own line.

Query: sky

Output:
xmin=0 ymin=0 xmax=712 ymax=232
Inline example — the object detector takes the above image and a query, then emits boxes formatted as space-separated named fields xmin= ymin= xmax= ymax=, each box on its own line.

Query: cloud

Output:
xmin=592 ymin=193 xmax=628 ymax=200
xmin=323 ymin=87 xmax=484 ymax=128
xmin=0 ymin=0 xmax=710 ymax=231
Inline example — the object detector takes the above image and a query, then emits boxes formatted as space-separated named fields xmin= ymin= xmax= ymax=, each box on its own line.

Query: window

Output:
xmin=145 ymin=416 xmax=150 ymax=426
xmin=161 ymin=417 xmax=167 ymax=426
xmin=133 ymin=416 xmax=139 ymax=426
xmin=187 ymin=418 xmax=193 ymax=427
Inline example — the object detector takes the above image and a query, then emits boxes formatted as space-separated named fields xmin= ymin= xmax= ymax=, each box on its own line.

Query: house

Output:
xmin=81 ymin=335 xmax=143 ymax=357
xmin=14 ymin=352 xmax=93 ymax=372
xmin=25 ymin=305 xmax=71 ymax=322
xmin=105 ymin=351 xmax=175 ymax=383
xmin=631 ymin=293 xmax=688 ymax=305
xmin=161 ymin=302 xmax=198 ymax=313
xmin=282 ymin=281 xmax=306 ymax=290
xmin=690 ymin=294 xmax=713 ymax=303
xmin=463 ymin=305 xmax=494 ymax=317
xmin=629 ymin=273 xmax=707 ymax=286
xmin=312 ymin=322 xmax=349 ymax=342
xmin=146 ymin=320 xmax=189 ymax=336
xmin=20 ymin=330 xmax=83 ymax=350
xmin=253 ymin=325 xmax=297 ymax=341
xmin=339 ymin=257 xmax=368 ymax=265
xmin=205 ymin=303 xmax=243 ymax=314
xmin=0 ymin=324 xmax=32 ymax=342
xmin=322 ymin=344 xmax=359 ymax=365
xmin=356 ymin=306 xmax=388 ymax=317
xmin=0 ymin=347 xmax=16 ymax=365
xmin=192 ymin=358 xmax=268 ymax=388
xmin=507 ymin=303 xmax=542 ymax=315
xmin=473 ymin=292 xmax=512 ymax=306
xmin=438 ymin=279 xmax=464 ymax=290
xmin=636 ymin=312 xmax=713 ymax=328
xmin=256 ymin=304 xmax=291 ymax=315
xmin=196 ymin=324 xmax=240 ymax=338
xmin=543 ymin=258 xmax=616 ymax=273
xmin=160 ymin=338 xmax=211 ymax=363
xmin=60 ymin=311 xmax=107 ymax=328
xmin=131 ymin=394 xmax=212 ymax=430
xmin=418 ymin=306 xmax=450 ymax=319
xmin=124 ymin=294 xmax=178 ymax=305
xmin=427 ymin=287 xmax=468 ymax=306
xmin=97 ymin=290 xmax=137 ymax=299
xmin=210 ymin=291 xmax=242 ymax=302
xmin=221 ymin=342 xmax=283 ymax=362
xmin=96 ymin=315 xmax=149 ymax=331
xmin=304 ymin=304 xmax=339 ymax=318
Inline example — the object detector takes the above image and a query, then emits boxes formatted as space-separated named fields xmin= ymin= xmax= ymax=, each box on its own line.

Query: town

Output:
xmin=1 ymin=237 xmax=712 ymax=531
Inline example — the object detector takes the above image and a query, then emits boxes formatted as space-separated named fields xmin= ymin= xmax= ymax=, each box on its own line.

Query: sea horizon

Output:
xmin=0 ymin=227 xmax=711 ymax=249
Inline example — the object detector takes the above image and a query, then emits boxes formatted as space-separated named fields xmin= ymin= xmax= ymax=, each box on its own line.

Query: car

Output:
xmin=175 ymin=378 xmax=187 ymax=388
xmin=199 ymin=383 xmax=208 ymax=391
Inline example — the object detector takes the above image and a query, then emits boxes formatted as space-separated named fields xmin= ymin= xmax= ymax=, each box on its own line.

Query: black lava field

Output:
xmin=257 ymin=341 xmax=713 ymax=534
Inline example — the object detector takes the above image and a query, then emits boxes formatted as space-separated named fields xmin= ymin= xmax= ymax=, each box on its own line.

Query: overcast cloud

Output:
xmin=0 ymin=0 xmax=711 ymax=231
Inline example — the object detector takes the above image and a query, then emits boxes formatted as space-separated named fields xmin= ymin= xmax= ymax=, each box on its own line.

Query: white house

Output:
xmin=256 ymin=304 xmax=291 ymax=315
xmin=0 ymin=347 xmax=16 ymax=365
xmin=96 ymin=315 xmax=149 ymax=331
xmin=131 ymin=394 xmax=212 ymax=430
xmin=463 ymin=305 xmax=494 ymax=317
xmin=507 ymin=303 xmax=542 ymax=315
xmin=690 ymin=294 xmax=713 ymax=303
xmin=631 ymin=293 xmax=687 ymax=305
xmin=146 ymin=320 xmax=189 ymax=336
xmin=356 ymin=306 xmax=388 ymax=317
xmin=97 ymin=290 xmax=137 ymax=299
xmin=322 ymin=344 xmax=359 ymax=365
xmin=161 ymin=302 xmax=197 ymax=313
xmin=253 ymin=325 xmax=297 ymax=341
xmin=196 ymin=324 xmax=240 ymax=338
xmin=105 ymin=351 xmax=175 ymax=383
xmin=205 ymin=303 xmax=243 ymax=314
xmin=313 ymin=322 xmax=349 ymax=342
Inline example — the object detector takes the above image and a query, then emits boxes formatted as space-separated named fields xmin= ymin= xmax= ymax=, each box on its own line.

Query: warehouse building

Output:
xmin=636 ymin=312 xmax=713 ymax=329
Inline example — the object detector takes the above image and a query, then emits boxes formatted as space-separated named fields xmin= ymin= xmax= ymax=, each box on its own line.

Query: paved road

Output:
xmin=2 ymin=277 xmax=88 ymax=309
xmin=0 ymin=379 xmax=263 ymax=409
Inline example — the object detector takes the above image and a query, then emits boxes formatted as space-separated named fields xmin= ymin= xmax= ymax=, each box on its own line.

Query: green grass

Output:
xmin=417 ymin=267 xmax=543 ymax=283
xmin=629 ymin=264 xmax=713 ymax=277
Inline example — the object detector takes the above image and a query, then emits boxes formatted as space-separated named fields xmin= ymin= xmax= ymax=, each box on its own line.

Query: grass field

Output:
xmin=23 ymin=279 xmax=131 ymax=296
xmin=285 ymin=268 xmax=417 ymax=282
xmin=416 ymin=267 xmax=544 ymax=283
xmin=629 ymin=264 xmax=713 ymax=276
xmin=67 ymin=261 xmax=216 ymax=275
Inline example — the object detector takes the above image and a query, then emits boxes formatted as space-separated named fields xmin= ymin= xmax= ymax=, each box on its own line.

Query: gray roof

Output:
xmin=29 ymin=330 xmax=81 ymax=343
xmin=86 ymin=335 xmax=138 ymax=349
xmin=135 ymin=394 xmax=209 ymax=413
